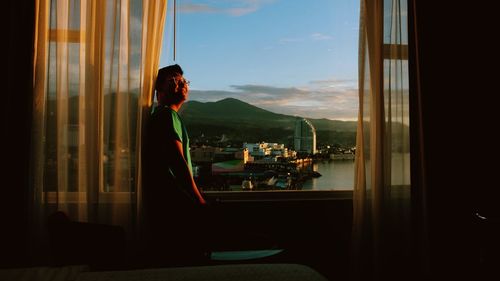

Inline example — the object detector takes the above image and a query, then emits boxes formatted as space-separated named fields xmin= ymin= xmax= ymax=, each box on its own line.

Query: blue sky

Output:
xmin=159 ymin=0 xmax=360 ymax=120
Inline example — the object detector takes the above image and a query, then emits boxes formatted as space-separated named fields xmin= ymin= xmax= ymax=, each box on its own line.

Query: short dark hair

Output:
xmin=155 ymin=64 xmax=183 ymax=92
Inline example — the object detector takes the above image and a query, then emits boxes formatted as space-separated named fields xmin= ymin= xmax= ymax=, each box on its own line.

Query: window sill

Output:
xmin=204 ymin=190 xmax=353 ymax=203
xmin=41 ymin=189 xmax=354 ymax=204
xmin=42 ymin=191 xmax=135 ymax=204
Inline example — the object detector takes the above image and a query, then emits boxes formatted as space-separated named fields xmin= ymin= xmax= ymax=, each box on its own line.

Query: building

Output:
xmin=211 ymin=147 xmax=251 ymax=174
xmin=244 ymin=142 xmax=290 ymax=159
xmin=294 ymin=118 xmax=317 ymax=155
xmin=244 ymin=142 xmax=270 ymax=157
xmin=190 ymin=145 xmax=223 ymax=163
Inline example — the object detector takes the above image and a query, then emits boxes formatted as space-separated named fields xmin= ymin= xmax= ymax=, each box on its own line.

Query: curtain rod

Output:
xmin=173 ymin=0 xmax=176 ymax=61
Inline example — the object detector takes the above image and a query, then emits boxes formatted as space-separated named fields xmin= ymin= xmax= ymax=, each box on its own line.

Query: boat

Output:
xmin=274 ymin=174 xmax=292 ymax=189
xmin=242 ymin=178 xmax=254 ymax=190
xmin=312 ymin=171 xmax=322 ymax=178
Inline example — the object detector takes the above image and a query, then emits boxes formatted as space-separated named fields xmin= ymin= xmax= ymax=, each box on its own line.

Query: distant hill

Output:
xmin=48 ymin=95 xmax=410 ymax=150
xmin=179 ymin=98 xmax=358 ymax=147
xmin=179 ymin=97 xmax=357 ymax=131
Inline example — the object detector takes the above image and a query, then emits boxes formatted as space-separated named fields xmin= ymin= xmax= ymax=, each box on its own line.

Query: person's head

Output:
xmin=155 ymin=64 xmax=190 ymax=106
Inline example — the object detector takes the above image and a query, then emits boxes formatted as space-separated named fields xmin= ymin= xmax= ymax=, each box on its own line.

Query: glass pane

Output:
xmin=384 ymin=0 xmax=408 ymax=45
xmin=44 ymin=0 xmax=81 ymax=192
xmin=384 ymin=58 xmax=410 ymax=187
xmin=160 ymin=0 xmax=360 ymax=191
xmin=42 ymin=0 xmax=143 ymax=194
xmin=383 ymin=0 xmax=410 ymax=188
xmin=101 ymin=0 xmax=141 ymax=192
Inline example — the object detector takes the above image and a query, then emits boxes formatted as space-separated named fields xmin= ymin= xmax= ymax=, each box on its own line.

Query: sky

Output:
xmin=159 ymin=0 xmax=360 ymax=121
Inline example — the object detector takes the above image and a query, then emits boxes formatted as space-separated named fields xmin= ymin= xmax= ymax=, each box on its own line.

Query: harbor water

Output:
xmin=301 ymin=153 xmax=411 ymax=191
xmin=301 ymin=160 xmax=355 ymax=191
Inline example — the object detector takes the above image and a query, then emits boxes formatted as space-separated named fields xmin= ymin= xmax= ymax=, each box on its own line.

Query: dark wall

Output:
xmin=205 ymin=198 xmax=352 ymax=281
xmin=413 ymin=1 xmax=498 ymax=280
xmin=2 ymin=0 xmax=35 ymax=268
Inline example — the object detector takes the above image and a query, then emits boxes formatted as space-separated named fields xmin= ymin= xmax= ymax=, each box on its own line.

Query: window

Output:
xmin=159 ymin=0 xmax=360 ymax=193
xmin=36 ymin=0 xmax=149 ymax=204
xmin=383 ymin=0 xmax=410 ymax=188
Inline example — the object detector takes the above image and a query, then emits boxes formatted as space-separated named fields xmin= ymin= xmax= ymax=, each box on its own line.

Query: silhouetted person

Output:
xmin=142 ymin=64 xmax=208 ymax=267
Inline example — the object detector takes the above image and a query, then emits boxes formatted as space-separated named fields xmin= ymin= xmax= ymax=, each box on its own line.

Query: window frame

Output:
xmin=42 ymin=189 xmax=353 ymax=204
xmin=204 ymin=189 xmax=353 ymax=203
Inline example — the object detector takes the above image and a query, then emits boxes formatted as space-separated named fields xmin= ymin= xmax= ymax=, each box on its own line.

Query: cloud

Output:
xmin=279 ymin=38 xmax=303 ymax=44
xmin=227 ymin=6 xmax=259 ymax=17
xmin=179 ymin=3 xmax=218 ymax=14
xmin=275 ymin=33 xmax=331 ymax=48
xmin=188 ymin=80 xmax=359 ymax=120
xmin=230 ymin=84 xmax=305 ymax=96
xmin=311 ymin=33 xmax=333 ymax=41
xmin=179 ymin=0 xmax=276 ymax=17
xmin=309 ymin=78 xmax=358 ymax=90
xmin=188 ymin=89 xmax=238 ymax=101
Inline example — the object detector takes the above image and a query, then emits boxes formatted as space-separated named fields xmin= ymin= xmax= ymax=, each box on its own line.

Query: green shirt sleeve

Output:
xmin=169 ymin=109 xmax=192 ymax=173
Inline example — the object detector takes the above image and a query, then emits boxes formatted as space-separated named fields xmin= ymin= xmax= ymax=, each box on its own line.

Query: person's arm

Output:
xmin=168 ymin=139 xmax=207 ymax=205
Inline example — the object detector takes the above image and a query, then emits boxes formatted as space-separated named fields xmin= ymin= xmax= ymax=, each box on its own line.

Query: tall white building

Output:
xmin=294 ymin=118 xmax=316 ymax=154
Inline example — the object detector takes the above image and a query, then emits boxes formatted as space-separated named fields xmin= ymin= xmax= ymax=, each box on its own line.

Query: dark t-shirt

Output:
xmin=141 ymin=105 xmax=202 ymax=259
xmin=142 ymin=106 xmax=194 ymax=203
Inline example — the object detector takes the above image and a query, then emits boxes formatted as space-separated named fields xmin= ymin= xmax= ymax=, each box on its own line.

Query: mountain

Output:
xmin=180 ymin=97 xmax=357 ymax=131
xmin=179 ymin=98 xmax=297 ymax=129
xmin=179 ymin=98 xmax=358 ymax=147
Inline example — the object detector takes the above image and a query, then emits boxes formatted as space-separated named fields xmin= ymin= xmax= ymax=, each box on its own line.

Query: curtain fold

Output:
xmin=351 ymin=0 xmax=413 ymax=280
xmin=136 ymin=0 xmax=168 ymax=237
xmin=31 ymin=0 xmax=167 ymax=260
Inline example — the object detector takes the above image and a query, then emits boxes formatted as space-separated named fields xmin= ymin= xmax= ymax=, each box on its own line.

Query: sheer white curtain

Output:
xmin=31 ymin=0 xmax=166 ymax=255
xmin=351 ymin=0 xmax=413 ymax=279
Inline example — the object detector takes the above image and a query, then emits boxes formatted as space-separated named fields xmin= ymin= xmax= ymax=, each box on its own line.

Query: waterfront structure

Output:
xmin=212 ymin=159 xmax=245 ymax=174
xmin=244 ymin=142 xmax=289 ymax=159
xmin=294 ymin=118 xmax=317 ymax=155
xmin=244 ymin=142 xmax=271 ymax=157
xmin=211 ymin=147 xmax=251 ymax=174
xmin=330 ymin=153 xmax=355 ymax=160
xmin=269 ymin=143 xmax=289 ymax=158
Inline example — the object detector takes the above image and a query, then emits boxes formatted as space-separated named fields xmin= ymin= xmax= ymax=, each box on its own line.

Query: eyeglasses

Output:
xmin=170 ymin=77 xmax=190 ymax=86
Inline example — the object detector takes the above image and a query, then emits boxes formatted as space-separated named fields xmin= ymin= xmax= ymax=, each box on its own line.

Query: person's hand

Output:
xmin=197 ymin=197 xmax=212 ymax=213
xmin=198 ymin=196 xmax=209 ymax=207
xmin=199 ymin=197 xmax=207 ymax=205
